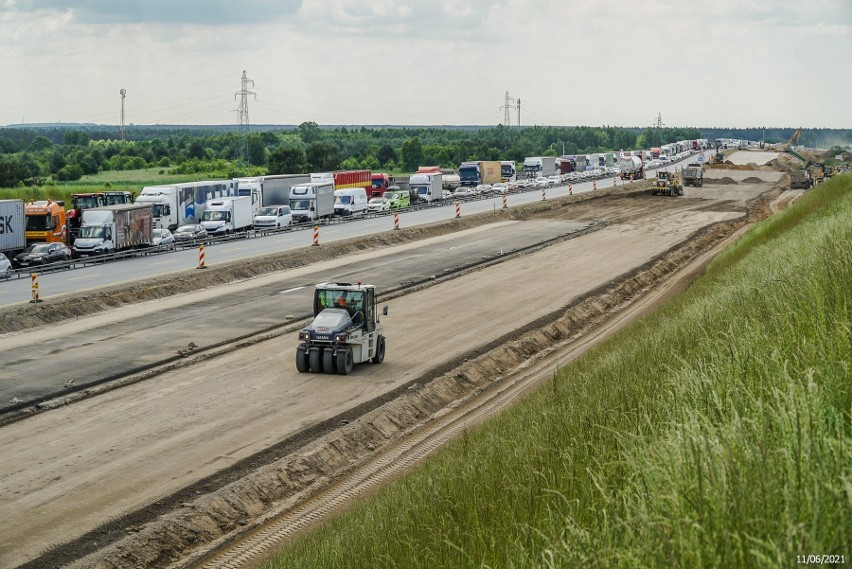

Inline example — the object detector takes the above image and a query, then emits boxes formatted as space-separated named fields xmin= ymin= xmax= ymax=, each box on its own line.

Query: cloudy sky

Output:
xmin=1 ymin=0 xmax=850 ymax=128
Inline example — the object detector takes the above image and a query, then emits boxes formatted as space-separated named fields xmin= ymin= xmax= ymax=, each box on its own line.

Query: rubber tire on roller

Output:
xmin=337 ymin=347 xmax=354 ymax=375
xmin=309 ymin=348 xmax=323 ymax=373
xmin=323 ymin=349 xmax=337 ymax=374
xmin=372 ymin=335 xmax=385 ymax=364
xmin=295 ymin=346 xmax=309 ymax=373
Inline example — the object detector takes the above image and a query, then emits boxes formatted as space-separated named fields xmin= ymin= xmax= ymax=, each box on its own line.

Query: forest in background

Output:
xmin=0 ymin=122 xmax=848 ymax=188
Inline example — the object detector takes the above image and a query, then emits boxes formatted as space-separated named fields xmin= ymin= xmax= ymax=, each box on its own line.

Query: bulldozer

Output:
xmin=295 ymin=282 xmax=387 ymax=375
xmin=652 ymin=171 xmax=684 ymax=196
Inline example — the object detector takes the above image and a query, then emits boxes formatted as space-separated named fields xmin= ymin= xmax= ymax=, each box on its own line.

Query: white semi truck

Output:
xmin=135 ymin=180 xmax=237 ymax=231
xmin=236 ymin=174 xmax=311 ymax=216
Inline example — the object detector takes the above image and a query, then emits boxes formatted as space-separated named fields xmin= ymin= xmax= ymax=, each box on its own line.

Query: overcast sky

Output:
xmin=1 ymin=0 xmax=850 ymax=129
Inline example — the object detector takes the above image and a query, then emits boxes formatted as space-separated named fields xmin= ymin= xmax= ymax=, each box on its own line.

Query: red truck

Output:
xmin=370 ymin=172 xmax=390 ymax=197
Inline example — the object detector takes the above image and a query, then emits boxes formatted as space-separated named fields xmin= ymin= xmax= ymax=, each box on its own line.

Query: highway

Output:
xmin=0 ymin=152 xmax=705 ymax=307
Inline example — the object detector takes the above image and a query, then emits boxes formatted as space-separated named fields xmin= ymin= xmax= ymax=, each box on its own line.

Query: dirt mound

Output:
xmin=741 ymin=176 xmax=767 ymax=184
xmin=706 ymin=177 xmax=738 ymax=185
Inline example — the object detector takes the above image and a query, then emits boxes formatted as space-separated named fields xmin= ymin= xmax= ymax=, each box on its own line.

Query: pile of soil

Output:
xmin=706 ymin=177 xmax=738 ymax=185
xmin=741 ymin=176 xmax=767 ymax=184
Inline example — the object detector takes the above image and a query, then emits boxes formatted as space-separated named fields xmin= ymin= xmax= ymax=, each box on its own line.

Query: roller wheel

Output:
xmin=309 ymin=348 xmax=323 ymax=373
xmin=296 ymin=346 xmax=309 ymax=373
xmin=323 ymin=349 xmax=337 ymax=374
xmin=372 ymin=335 xmax=386 ymax=364
xmin=336 ymin=347 xmax=354 ymax=375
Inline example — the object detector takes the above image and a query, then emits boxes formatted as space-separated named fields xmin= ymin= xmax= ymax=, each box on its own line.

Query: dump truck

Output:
xmin=296 ymin=282 xmax=387 ymax=375
xmin=682 ymin=163 xmax=704 ymax=187
xmin=652 ymin=171 xmax=684 ymax=196
xmin=789 ymin=169 xmax=812 ymax=190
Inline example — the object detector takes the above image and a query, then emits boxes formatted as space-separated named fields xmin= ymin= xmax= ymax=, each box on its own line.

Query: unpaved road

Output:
xmin=725 ymin=150 xmax=782 ymax=165
xmin=1 ymin=170 xmax=783 ymax=568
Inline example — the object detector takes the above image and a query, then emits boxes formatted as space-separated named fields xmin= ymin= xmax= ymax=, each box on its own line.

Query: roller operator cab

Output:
xmin=296 ymin=282 xmax=388 ymax=375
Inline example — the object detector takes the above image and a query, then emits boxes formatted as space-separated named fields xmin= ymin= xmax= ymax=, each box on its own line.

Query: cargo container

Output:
xmin=0 ymin=199 xmax=26 ymax=255
xmin=333 ymin=170 xmax=371 ymax=192
xmin=72 ymin=203 xmax=153 ymax=257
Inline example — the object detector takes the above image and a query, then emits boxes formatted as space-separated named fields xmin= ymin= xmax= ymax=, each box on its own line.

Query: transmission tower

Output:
xmin=655 ymin=112 xmax=664 ymax=129
xmin=498 ymin=91 xmax=519 ymax=127
xmin=516 ymin=98 xmax=521 ymax=128
xmin=235 ymin=70 xmax=256 ymax=165
xmin=119 ymin=89 xmax=126 ymax=141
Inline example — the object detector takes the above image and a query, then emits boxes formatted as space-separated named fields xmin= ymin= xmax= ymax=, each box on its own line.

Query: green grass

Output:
xmin=263 ymin=174 xmax=852 ymax=568
xmin=0 ymin=168 xmax=214 ymax=205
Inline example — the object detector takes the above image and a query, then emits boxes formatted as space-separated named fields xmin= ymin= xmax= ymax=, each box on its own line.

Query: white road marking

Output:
xmin=279 ymin=286 xmax=305 ymax=295
xmin=219 ymin=248 xmax=241 ymax=253
xmin=150 ymin=259 xmax=179 ymax=266
xmin=69 ymin=273 xmax=100 ymax=281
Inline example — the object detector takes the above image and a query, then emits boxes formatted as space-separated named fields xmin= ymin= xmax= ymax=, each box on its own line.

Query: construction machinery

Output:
xmin=651 ymin=171 xmax=683 ymax=196
xmin=296 ymin=282 xmax=387 ymax=375
xmin=682 ymin=162 xmax=704 ymax=187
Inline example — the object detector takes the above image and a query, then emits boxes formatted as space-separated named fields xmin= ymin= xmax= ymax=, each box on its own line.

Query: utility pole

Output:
xmin=119 ymin=89 xmax=126 ymax=141
xmin=235 ymin=70 xmax=256 ymax=166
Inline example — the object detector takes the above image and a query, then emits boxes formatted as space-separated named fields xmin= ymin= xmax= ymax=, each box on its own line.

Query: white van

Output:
xmin=254 ymin=205 xmax=292 ymax=230
xmin=333 ymin=188 xmax=368 ymax=217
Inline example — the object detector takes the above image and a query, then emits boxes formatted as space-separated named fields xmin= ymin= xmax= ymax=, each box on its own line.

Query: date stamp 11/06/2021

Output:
xmin=797 ymin=554 xmax=846 ymax=565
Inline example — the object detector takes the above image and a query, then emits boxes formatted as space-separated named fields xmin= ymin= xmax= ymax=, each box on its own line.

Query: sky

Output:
xmin=1 ymin=0 xmax=850 ymax=129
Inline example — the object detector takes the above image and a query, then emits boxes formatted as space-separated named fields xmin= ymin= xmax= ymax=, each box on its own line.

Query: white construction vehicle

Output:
xmin=296 ymin=282 xmax=387 ymax=375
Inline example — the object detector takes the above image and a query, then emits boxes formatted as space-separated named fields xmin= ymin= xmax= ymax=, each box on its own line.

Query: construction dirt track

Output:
xmin=0 ymin=164 xmax=794 ymax=569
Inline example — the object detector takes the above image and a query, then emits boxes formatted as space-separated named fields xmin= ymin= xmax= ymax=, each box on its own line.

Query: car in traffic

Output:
xmin=173 ymin=224 xmax=207 ymax=243
xmin=491 ymin=182 xmax=509 ymax=194
xmin=547 ymin=175 xmax=561 ymax=187
xmin=152 ymin=228 xmax=175 ymax=250
xmin=0 ymin=252 xmax=12 ymax=278
xmin=441 ymin=189 xmax=453 ymax=201
xmin=385 ymin=189 xmax=411 ymax=209
xmin=452 ymin=187 xmax=474 ymax=199
xmin=13 ymin=242 xmax=71 ymax=268
xmin=475 ymin=184 xmax=492 ymax=195
xmin=254 ymin=205 xmax=292 ymax=230
xmin=366 ymin=196 xmax=391 ymax=213
xmin=534 ymin=177 xmax=549 ymax=189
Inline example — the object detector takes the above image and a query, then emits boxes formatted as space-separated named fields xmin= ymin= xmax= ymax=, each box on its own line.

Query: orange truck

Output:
xmin=24 ymin=199 xmax=68 ymax=245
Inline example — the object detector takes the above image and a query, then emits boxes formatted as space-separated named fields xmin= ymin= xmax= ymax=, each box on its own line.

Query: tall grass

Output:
xmin=264 ymin=176 xmax=852 ymax=568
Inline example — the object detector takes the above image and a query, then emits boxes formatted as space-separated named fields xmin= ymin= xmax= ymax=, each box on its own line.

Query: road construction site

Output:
xmin=0 ymin=158 xmax=794 ymax=569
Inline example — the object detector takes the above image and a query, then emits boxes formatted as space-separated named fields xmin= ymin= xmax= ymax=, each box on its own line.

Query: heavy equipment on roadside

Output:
xmin=651 ymin=171 xmax=684 ymax=196
xmin=682 ymin=162 xmax=704 ymax=187
xmin=296 ymin=282 xmax=387 ymax=375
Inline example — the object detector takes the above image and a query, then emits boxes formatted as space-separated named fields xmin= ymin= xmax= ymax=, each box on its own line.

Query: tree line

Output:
xmin=5 ymin=122 xmax=845 ymax=189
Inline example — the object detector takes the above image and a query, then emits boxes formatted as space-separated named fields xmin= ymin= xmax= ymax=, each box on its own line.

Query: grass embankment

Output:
xmin=265 ymin=176 xmax=852 ymax=568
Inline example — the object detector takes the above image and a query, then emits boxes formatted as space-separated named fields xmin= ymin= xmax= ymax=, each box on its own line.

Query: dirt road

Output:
xmin=1 ymin=171 xmax=783 ymax=568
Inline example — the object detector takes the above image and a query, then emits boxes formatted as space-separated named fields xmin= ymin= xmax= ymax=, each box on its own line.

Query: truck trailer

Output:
xmin=72 ymin=203 xmax=153 ymax=257
xmin=135 ymin=180 xmax=236 ymax=231
xmin=0 ymin=199 xmax=26 ymax=257
xmin=618 ymin=156 xmax=646 ymax=180
xmin=522 ymin=156 xmax=557 ymax=178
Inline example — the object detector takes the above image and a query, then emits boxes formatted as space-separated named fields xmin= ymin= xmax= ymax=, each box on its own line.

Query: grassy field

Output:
xmin=0 ymin=168 xmax=211 ymax=205
xmin=263 ymin=175 xmax=852 ymax=568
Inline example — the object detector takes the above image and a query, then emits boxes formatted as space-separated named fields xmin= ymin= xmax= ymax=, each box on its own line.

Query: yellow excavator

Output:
xmin=783 ymin=128 xmax=802 ymax=151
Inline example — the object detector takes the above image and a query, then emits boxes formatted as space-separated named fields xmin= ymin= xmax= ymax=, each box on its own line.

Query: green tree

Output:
xmin=268 ymin=145 xmax=306 ymax=174
xmin=248 ymin=134 xmax=267 ymax=167
xmin=400 ymin=137 xmax=423 ymax=171
xmin=377 ymin=143 xmax=397 ymax=166
xmin=56 ymin=164 xmax=84 ymax=181
xmin=30 ymin=136 xmax=53 ymax=152
xmin=306 ymin=141 xmax=339 ymax=172
xmin=298 ymin=121 xmax=322 ymax=144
